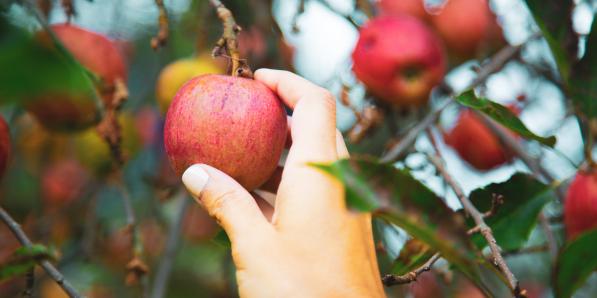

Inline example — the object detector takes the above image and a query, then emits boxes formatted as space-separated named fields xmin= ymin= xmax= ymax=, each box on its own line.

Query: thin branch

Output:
xmin=0 ymin=207 xmax=82 ymax=298
xmin=381 ymin=253 xmax=441 ymax=286
xmin=483 ymin=194 xmax=504 ymax=218
xmin=150 ymin=195 xmax=192 ymax=298
xmin=474 ymin=113 xmax=561 ymax=259
xmin=209 ymin=0 xmax=252 ymax=78
xmin=426 ymin=155 xmax=522 ymax=297
xmin=21 ymin=269 xmax=34 ymax=298
xmin=60 ymin=0 xmax=75 ymax=22
xmin=381 ymin=40 xmax=529 ymax=163
xmin=151 ymin=0 xmax=169 ymax=50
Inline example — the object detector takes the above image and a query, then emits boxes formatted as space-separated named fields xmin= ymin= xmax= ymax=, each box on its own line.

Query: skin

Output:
xmin=181 ymin=69 xmax=385 ymax=298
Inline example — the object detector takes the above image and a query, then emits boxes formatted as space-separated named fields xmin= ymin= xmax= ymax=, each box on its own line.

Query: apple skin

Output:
xmin=41 ymin=159 xmax=90 ymax=205
xmin=0 ymin=115 xmax=10 ymax=179
xmin=564 ymin=171 xmax=597 ymax=240
xmin=378 ymin=0 xmax=428 ymax=21
xmin=164 ymin=74 xmax=287 ymax=190
xmin=431 ymin=0 xmax=504 ymax=60
xmin=156 ymin=53 xmax=223 ymax=114
xmin=444 ymin=109 xmax=512 ymax=171
xmin=352 ymin=15 xmax=446 ymax=106
xmin=27 ymin=24 xmax=127 ymax=132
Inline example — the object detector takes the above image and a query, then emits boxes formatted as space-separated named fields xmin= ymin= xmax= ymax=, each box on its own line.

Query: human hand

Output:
xmin=181 ymin=69 xmax=385 ymax=298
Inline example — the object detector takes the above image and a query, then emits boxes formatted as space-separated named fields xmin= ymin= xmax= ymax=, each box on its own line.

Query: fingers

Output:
xmin=182 ymin=164 xmax=271 ymax=242
xmin=255 ymin=69 xmax=337 ymax=163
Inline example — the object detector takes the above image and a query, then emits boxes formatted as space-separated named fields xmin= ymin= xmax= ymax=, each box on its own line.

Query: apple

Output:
xmin=26 ymin=24 xmax=127 ymax=132
xmin=564 ymin=170 xmax=597 ymax=240
xmin=182 ymin=204 xmax=218 ymax=242
xmin=41 ymin=159 xmax=90 ymax=205
xmin=0 ymin=115 xmax=10 ymax=179
xmin=352 ymin=15 xmax=446 ymax=106
xmin=431 ymin=0 xmax=504 ymax=60
xmin=164 ymin=74 xmax=287 ymax=190
xmin=156 ymin=53 xmax=223 ymax=114
xmin=444 ymin=109 xmax=512 ymax=171
xmin=134 ymin=106 xmax=161 ymax=146
xmin=73 ymin=112 xmax=141 ymax=175
xmin=378 ymin=0 xmax=429 ymax=21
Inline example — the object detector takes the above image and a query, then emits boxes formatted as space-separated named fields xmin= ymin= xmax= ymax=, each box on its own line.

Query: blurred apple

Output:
xmin=27 ymin=24 xmax=127 ymax=132
xmin=134 ymin=106 xmax=161 ymax=147
xmin=352 ymin=15 xmax=446 ymax=106
xmin=42 ymin=159 xmax=90 ymax=206
xmin=182 ymin=204 xmax=218 ymax=242
xmin=73 ymin=112 xmax=142 ymax=175
xmin=431 ymin=0 xmax=504 ymax=60
xmin=155 ymin=53 xmax=224 ymax=114
xmin=564 ymin=170 xmax=597 ymax=240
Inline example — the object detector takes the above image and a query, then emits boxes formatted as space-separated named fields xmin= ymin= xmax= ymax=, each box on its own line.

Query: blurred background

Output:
xmin=0 ymin=0 xmax=596 ymax=297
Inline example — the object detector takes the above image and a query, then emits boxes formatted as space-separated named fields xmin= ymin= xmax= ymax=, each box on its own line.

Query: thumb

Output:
xmin=182 ymin=164 xmax=270 ymax=241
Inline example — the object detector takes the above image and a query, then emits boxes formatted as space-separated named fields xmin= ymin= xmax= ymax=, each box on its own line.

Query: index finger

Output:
xmin=254 ymin=69 xmax=337 ymax=163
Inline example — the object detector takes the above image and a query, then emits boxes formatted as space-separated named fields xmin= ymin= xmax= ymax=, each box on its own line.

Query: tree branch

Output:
xmin=151 ymin=0 xmax=169 ymax=50
xmin=209 ymin=0 xmax=252 ymax=78
xmin=381 ymin=40 xmax=528 ymax=163
xmin=381 ymin=253 xmax=441 ymax=286
xmin=0 ymin=207 xmax=82 ymax=298
xmin=315 ymin=0 xmax=359 ymax=28
xmin=426 ymin=155 xmax=522 ymax=297
xmin=150 ymin=195 xmax=192 ymax=298
xmin=21 ymin=269 xmax=34 ymax=298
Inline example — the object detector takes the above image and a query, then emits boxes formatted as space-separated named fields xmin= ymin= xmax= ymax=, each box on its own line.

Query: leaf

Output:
xmin=390 ymin=239 xmax=435 ymax=275
xmin=554 ymin=229 xmax=597 ymax=298
xmin=467 ymin=173 xmax=555 ymax=251
xmin=0 ymin=244 xmax=53 ymax=280
xmin=313 ymin=158 xmax=507 ymax=295
xmin=523 ymin=0 xmax=577 ymax=81
xmin=569 ymin=17 xmax=597 ymax=119
xmin=0 ymin=16 xmax=98 ymax=107
xmin=212 ymin=229 xmax=231 ymax=249
xmin=455 ymin=90 xmax=557 ymax=147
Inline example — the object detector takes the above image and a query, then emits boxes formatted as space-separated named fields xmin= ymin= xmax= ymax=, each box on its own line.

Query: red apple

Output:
xmin=378 ymin=0 xmax=429 ymax=21
xmin=0 ymin=115 xmax=10 ymax=179
xmin=352 ymin=15 xmax=446 ymax=106
xmin=182 ymin=204 xmax=218 ymax=242
xmin=41 ymin=159 xmax=90 ymax=205
xmin=27 ymin=24 xmax=127 ymax=132
xmin=431 ymin=0 xmax=504 ymax=60
xmin=564 ymin=170 xmax=597 ymax=240
xmin=444 ymin=109 xmax=512 ymax=171
xmin=164 ymin=74 xmax=287 ymax=190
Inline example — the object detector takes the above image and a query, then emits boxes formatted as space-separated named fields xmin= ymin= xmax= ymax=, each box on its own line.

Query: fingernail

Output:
xmin=182 ymin=164 xmax=209 ymax=198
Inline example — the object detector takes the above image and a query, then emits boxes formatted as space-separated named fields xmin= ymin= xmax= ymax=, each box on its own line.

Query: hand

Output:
xmin=181 ymin=69 xmax=385 ymax=298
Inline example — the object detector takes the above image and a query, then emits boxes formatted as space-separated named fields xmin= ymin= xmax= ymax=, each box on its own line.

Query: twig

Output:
xmin=0 ymin=207 xmax=82 ymax=298
xmin=381 ymin=253 xmax=441 ymax=286
xmin=60 ymin=0 xmax=75 ymax=22
xmin=381 ymin=40 xmax=528 ymax=163
xmin=474 ymin=113 xmax=561 ymax=259
xmin=151 ymin=0 xmax=169 ymax=50
xmin=426 ymin=155 xmax=522 ymax=297
xmin=21 ymin=269 xmax=34 ymax=298
xmin=291 ymin=0 xmax=305 ymax=33
xmin=483 ymin=194 xmax=504 ymax=218
xmin=209 ymin=0 xmax=252 ymax=78
xmin=150 ymin=195 xmax=192 ymax=298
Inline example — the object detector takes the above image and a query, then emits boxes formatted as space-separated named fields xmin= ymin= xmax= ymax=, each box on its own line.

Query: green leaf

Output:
xmin=467 ymin=173 xmax=555 ymax=251
xmin=212 ymin=229 xmax=231 ymax=249
xmin=569 ymin=17 xmax=597 ymax=119
xmin=313 ymin=158 xmax=508 ymax=295
xmin=0 ymin=244 xmax=53 ymax=280
xmin=554 ymin=229 xmax=597 ymax=298
xmin=523 ymin=0 xmax=577 ymax=81
xmin=0 ymin=16 xmax=98 ymax=107
xmin=455 ymin=90 xmax=557 ymax=147
xmin=390 ymin=239 xmax=435 ymax=275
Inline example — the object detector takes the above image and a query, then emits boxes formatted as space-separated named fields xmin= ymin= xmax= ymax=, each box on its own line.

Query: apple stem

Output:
xmin=209 ymin=0 xmax=253 ymax=78
xmin=151 ymin=0 xmax=169 ymax=50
